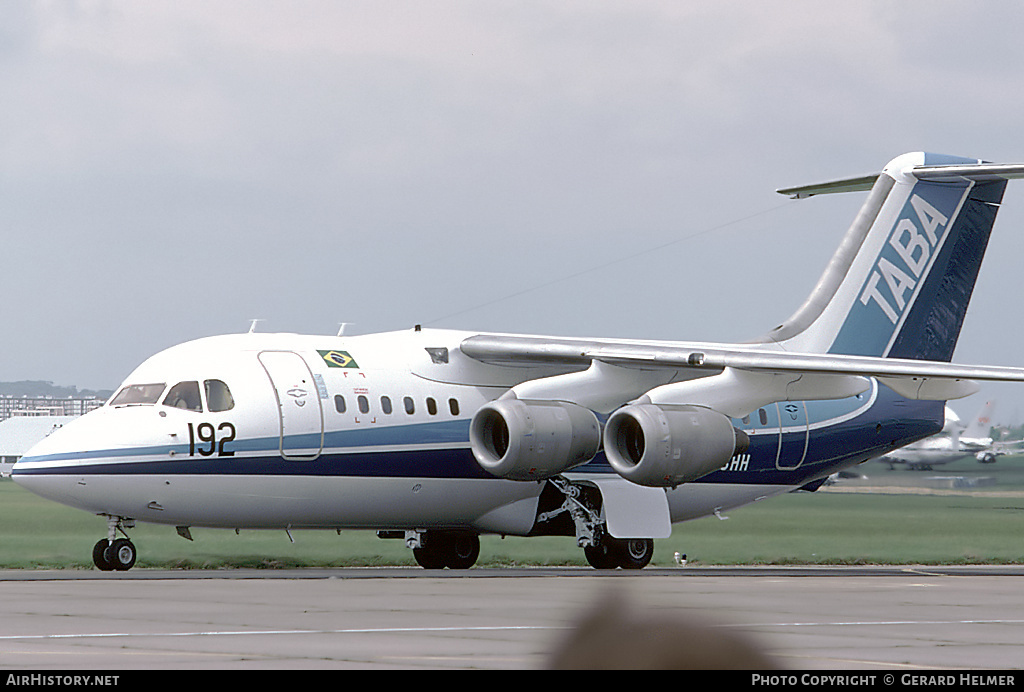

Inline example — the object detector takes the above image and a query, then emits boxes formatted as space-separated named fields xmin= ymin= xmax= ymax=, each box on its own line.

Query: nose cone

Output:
xmin=11 ymin=408 xmax=142 ymax=513
xmin=14 ymin=405 xmax=164 ymax=473
xmin=12 ymin=415 xmax=93 ymax=508
xmin=13 ymin=413 xmax=94 ymax=473
xmin=12 ymin=404 xmax=189 ymax=517
xmin=14 ymin=423 xmax=76 ymax=474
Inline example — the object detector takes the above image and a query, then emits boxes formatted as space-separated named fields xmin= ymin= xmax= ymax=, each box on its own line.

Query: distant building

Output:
xmin=0 ymin=395 xmax=104 ymax=421
xmin=0 ymin=416 xmax=77 ymax=476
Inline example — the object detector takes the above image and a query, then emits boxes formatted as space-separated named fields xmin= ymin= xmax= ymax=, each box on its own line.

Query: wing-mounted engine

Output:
xmin=597 ymin=367 xmax=864 ymax=487
xmin=469 ymin=397 xmax=601 ymax=481
xmin=603 ymin=404 xmax=749 ymax=487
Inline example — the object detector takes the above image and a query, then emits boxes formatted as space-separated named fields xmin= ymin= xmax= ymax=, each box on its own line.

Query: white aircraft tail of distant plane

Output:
xmin=14 ymin=152 xmax=1024 ymax=570
xmin=960 ymin=399 xmax=999 ymax=458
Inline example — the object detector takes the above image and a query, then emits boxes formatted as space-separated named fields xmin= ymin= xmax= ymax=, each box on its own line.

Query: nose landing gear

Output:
xmin=93 ymin=516 xmax=137 ymax=571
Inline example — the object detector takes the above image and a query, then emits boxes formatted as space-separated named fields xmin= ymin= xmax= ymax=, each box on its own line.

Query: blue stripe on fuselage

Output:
xmin=13 ymin=384 xmax=942 ymax=487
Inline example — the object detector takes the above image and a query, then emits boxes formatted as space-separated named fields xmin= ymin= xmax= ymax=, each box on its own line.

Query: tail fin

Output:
xmin=760 ymin=153 xmax=1024 ymax=361
xmin=963 ymin=399 xmax=996 ymax=439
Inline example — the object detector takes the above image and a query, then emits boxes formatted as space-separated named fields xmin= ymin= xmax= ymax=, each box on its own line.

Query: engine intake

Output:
xmin=470 ymin=399 xmax=601 ymax=481
xmin=604 ymin=403 xmax=748 ymax=487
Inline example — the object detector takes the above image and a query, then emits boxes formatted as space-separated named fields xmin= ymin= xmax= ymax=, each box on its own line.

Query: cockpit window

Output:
xmin=205 ymin=379 xmax=235 ymax=413
xmin=162 ymin=381 xmax=203 ymax=412
xmin=110 ymin=383 xmax=166 ymax=406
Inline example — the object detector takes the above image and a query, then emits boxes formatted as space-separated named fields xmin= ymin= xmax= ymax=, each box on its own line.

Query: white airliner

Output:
xmin=13 ymin=152 xmax=1024 ymax=571
xmin=880 ymin=400 xmax=1019 ymax=469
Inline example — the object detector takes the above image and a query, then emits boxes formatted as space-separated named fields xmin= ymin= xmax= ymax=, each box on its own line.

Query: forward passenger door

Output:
xmin=258 ymin=351 xmax=324 ymax=460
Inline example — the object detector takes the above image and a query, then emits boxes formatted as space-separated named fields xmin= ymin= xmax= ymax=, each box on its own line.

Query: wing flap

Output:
xmin=876 ymin=376 xmax=980 ymax=401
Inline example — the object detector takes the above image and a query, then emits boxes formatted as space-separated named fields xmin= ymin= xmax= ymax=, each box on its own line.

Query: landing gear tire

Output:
xmin=445 ymin=532 xmax=481 ymax=569
xmin=107 ymin=538 xmax=137 ymax=571
xmin=413 ymin=531 xmax=480 ymax=569
xmin=583 ymin=541 xmax=620 ymax=569
xmin=584 ymin=537 xmax=654 ymax=570
xmin=616 ymin=538 xmax=654 ymax=570
xmin=413 ymin=544 xmax=446 ymax=569
xmin=93 ymin=539 xmax=115 ymax=571
xmin=92 ymin=538 xmax=137 ymax=571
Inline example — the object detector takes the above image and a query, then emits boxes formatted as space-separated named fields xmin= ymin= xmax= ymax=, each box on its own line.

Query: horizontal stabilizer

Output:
xmin=777 ymin=174 xmax=879 ymax=199
xmin=778 ymin=160 xmax=1024 ymax=199
xmin=911 ymin=162 xmax=1024 ymax=183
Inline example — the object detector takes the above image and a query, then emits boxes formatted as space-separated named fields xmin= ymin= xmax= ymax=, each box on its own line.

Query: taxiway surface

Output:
xmin=1 ymin=566 xmax=1022 ymax=670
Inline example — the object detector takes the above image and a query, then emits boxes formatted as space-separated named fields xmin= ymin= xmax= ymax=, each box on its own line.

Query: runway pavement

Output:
xmin=1 ymin=566 xmax=1023 ymax=670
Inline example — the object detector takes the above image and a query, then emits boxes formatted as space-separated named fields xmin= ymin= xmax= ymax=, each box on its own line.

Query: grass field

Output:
xmin=3 ymin=455 xmax=1024 ymax=569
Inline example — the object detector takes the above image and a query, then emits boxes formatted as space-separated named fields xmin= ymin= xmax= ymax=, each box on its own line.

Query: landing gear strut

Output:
xmin=93 ymin=516 xmax=137 ymax=571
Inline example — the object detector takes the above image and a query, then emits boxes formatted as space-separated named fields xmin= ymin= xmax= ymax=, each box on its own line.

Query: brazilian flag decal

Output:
xmin=318 ymin=350 xmax=359 ymax=369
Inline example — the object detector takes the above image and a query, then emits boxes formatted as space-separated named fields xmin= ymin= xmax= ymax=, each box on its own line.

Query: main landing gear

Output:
xmin=541 ymin=477 xmax=656 ymax=570
xmin=93 ymin=516 xmax=137 ymax=571
xmin=408 ymin=530 xmax=481 ymax=569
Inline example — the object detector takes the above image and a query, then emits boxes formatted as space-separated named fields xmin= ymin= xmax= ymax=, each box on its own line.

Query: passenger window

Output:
xmin=426 ymin=397 xmax=437 ymax=415
xmin=163 ymin=381 xmax=203 ymax=412
xmin=449 ymin=398 xmax=459 ymax=416
xmin=335 ymin=395 xmax=347 ymax=414
xmin=358 ymin=395 xmax=369 ymax=414
xmin=110 ymin=383 xmax=166 ymax=406
xmin=381 ymin=396 xmax=393 ymax=414
xmin=404 ymin=396 xmax=415 ymax=415
xmin=758 ymin=408 xmax=768 ymax=426
xmin=205 ymin=379 xmax=235 ymax=412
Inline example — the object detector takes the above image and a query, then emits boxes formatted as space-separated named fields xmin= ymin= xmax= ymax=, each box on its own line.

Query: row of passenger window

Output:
xmin=334 ymin=394 xmax=460 ymax=417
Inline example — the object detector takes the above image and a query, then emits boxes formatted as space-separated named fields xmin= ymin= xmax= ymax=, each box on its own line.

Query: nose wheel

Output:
xmin=92 ymin=538 xmax=137 ymax=571
xmin=93 ymin=516 xmax=137 ymax=571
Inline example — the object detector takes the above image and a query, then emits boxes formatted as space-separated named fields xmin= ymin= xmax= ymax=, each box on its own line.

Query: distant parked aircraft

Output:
xmin=879 ymin=400 xmax=1019 ymax=469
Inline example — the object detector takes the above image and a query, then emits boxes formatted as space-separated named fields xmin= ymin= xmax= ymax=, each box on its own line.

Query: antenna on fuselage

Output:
xmin=247 ymin=319 xmax=264 ymax=334
xmin=337 ymin=322 xmax=353 ymax=336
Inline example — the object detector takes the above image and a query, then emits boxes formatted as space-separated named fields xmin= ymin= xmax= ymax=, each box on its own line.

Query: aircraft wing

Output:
xmin=460 ymin=334 xmax=1024 ymax=402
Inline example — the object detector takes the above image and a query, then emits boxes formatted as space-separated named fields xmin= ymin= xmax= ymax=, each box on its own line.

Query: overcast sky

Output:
xmin=5 ymin=1 xmax=1024 ymax=421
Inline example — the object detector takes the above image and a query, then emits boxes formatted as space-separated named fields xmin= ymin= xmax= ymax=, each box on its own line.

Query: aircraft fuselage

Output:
xmin=12 ymin=329 xmax=942 ymax=535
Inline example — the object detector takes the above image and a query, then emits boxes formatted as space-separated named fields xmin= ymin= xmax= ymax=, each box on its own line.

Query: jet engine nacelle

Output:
xmin=469 ymin=398 xmax=601 ymax=481
xmin=603 ymin=403 xmax=748 ymax=487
